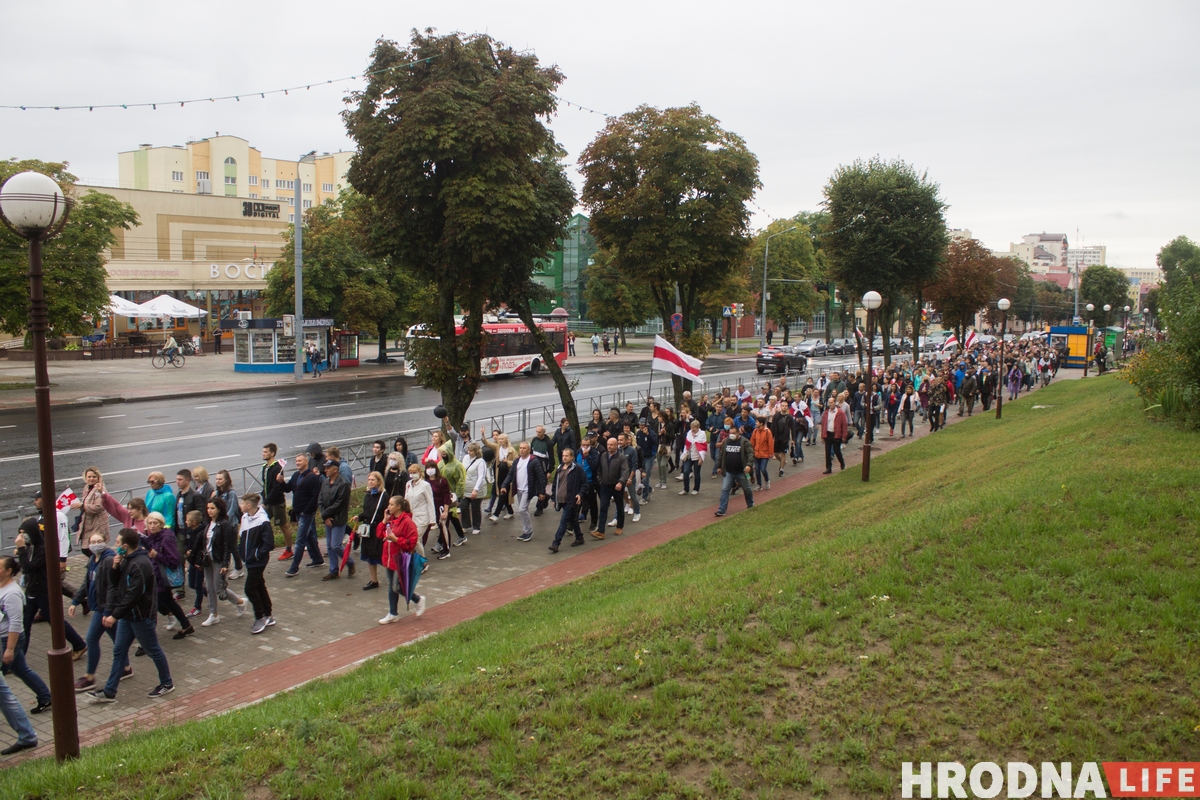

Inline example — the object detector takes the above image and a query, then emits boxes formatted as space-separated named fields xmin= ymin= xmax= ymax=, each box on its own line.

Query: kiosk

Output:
xmin=221 ymin=317 xmax=352 ymax=373
xmin=1049 ymin=325 xmax=1091 ymax=368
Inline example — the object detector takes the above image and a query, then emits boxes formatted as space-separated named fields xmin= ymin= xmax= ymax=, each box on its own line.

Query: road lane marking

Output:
xmin=314 ymin=403 xmax=355 ymax=409
xmin=348 ymin=391 xmax=368 ymax=395
xmin=276 ymin=398 xmax=296 ymax=402
xmin=128 ymin=421 xmax=184 ymax=429
xmin=0 ymin=368 xmax=762 ymax=464
xmin=98 ymin=414 xmax=126 ymax=419
xmin=21 ymin=454 xmax=242 ymax=487
xmin=194 ymin=404 xmax=220 ymax=409
xmin=0 ymin=425 xmax=14 ymax=429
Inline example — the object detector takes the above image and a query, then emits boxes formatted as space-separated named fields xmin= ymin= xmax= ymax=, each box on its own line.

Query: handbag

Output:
xmin=165 ymin=563 xmax=185 ymax=590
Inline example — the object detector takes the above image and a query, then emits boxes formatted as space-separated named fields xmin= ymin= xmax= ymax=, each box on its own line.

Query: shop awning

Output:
xmin=105 ymin=294 xmax=142 ymax=316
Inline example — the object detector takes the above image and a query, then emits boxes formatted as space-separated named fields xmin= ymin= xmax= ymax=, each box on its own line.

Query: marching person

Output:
xmin=199 ymin=499 xmax=246 ymax=627
xmin=15 ymin=497 xmax=87 ymax=661
xmin=0 ymin=556 xmax=52 ymax=717
xmin=822 ymin=396 xmax=849 ymax=473
xmin=260 ymin=443 xmax=293 ymax=562
xmin=69 ymin=466 xmax=109 ymax=550
xmin=548 ymin=448 xmax=586 ymax=553
xmin=404 ymin=463 xmax=437 ymax=562
xmin=351 ymin=471 xmax=388 ymax=591
xmin=715 ymin=423 xmax=755 ymax=517
xmin=377 ymin=496 xmax=426 ymax=624
xmin=318 ymin=459 xmax=354 ymax=581
xmin=499 ymin=442 xmax=547 ymax=543
xmin=70 ymin=531 xmax=130 ymax=693
xmin=214 ymin=470 xmax=243 ymax=579
xmin=237 ymin=493 xmax=275 ymax=635
xmin=143 ymin=511 xmax=194 ymax=639
xmin=279 ymin=452 xmax=325 ymax=577
xmin=0 ymin=558 xmax=38 ymax=754
xmin=593 ymin=436 xmax=629 ymax=539
xmin=461 ymin=443 xmax=488 ymax=535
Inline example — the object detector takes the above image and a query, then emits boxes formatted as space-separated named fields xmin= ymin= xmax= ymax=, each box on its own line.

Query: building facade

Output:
xmin=996 ymin=233 xmax=1070 ymax=274
xmin=1120 ymin=267 xmax=1163 ymax=307
xmin=118 ymin=134 xmax=352 ymax=219
xmin=1066 ymin=244 xmax=1106 ymax=272
xmin=531 ymin=214 xmax=597 ymax=317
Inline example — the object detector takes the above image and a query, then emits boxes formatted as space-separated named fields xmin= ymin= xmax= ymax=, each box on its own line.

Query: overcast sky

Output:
xmin=3 ymin=1 xmax=1197 ymax=268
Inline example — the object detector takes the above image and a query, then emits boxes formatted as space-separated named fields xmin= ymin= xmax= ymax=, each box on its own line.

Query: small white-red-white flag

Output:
xmin=964 ymin=330 xmax=978 ymax=349
xmin=940 ymin=334 xmax=958 ymax=352
xmin=55 ymin=488 xmax=77 ymax=511
xmin=652 ymin=335 xmax=704 ymax=386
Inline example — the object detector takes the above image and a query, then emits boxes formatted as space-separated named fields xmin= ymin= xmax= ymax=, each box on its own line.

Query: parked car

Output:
xmin=827 ymin=337 xmax=857 ymax=355
xmin=887 ymin=337 xmax=911 ymax=354
xmin=755 ymin=346 xmax=808 ymax=374
xmin=793 ymin=339 xmax=828 ymax=358
xmin=977 ymin=334 xmax=998 ymax=345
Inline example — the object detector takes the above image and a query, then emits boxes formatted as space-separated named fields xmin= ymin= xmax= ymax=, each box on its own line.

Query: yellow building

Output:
xmin=117 ymin=134 xmax=352 ymax=218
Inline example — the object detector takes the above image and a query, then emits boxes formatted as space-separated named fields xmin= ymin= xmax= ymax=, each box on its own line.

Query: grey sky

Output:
xmin=3 ymin=1 xmax=1197 ymax=269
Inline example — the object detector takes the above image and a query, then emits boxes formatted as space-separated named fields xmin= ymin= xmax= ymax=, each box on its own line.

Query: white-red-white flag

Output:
xmin=652 ymin=335 xmax=704 ymax=386
xmin=964 ymin=330 xmax=978 ymax=349
xmin=940 ymin=334 xmax=958 ymax=352
xmin=55 ymin=488 xmax=77 ymax=512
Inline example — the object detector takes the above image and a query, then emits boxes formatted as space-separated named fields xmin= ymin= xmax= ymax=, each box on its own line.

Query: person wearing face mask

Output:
xmin=575 ymin=436 xmax=601 ymax=534
xmin=715 ymin=423 xmax=755 ymax=517
xmin=142 ymin=510 xmax=195 ymax=640
xmin=0 ymin=556 xmax=40 ymax=754
xmin=404 ymin=465 xmax=436 ymax=564
xmin=85 ymin=528 xmax=174 ymax=704
xmin=70 ymin=533 xmax=130 ymax=694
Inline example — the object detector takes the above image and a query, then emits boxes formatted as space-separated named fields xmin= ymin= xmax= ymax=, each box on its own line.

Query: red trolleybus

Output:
xmin=404 ymin=316 xmax=568 ymax=378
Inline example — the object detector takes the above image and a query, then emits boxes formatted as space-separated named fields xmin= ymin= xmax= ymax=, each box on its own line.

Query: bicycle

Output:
xmin=151 ymin=350 xmax=186 ymax=369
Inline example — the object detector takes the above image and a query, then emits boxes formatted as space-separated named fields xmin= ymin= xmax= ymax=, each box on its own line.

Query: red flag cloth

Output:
xmin=652 ymin=335 xmax=704 ymax=385
xmin=55 ymin=488 xmax=77 ymax=512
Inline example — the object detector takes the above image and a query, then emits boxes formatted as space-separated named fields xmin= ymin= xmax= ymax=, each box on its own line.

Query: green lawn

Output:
xmin=6 ymin=377 xmax=1197 ymax=799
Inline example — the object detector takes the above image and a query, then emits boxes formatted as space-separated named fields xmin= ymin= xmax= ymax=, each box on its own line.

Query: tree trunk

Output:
xmin=880 ymin=304 xmax=892 ymax=369
xmin=619 ymin=326 xmax=628 ymax=348
xmin=513 ymin=300 xmax=581 ymax=446
xmin=782 ymin=320 xmax=790 ymax=346
xmin=438 ymin=288 xmax=483 ymax=431
xmin=376 ymin=322 xmax=389 ymax=364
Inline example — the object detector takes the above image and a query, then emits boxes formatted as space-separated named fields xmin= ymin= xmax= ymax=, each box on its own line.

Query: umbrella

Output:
xmin=399 ymin=551 xmax=427 ymax=610
xmin=134 ymin=294 xmax=206 ymax=319
xmin=105 ymin=294 xmax=141 ymax=316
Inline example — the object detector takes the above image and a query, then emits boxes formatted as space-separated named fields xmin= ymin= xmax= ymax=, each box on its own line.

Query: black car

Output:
xmin=793 ymin=339 xmax=828 ymax=358
xmin=826 ymin=337 xmax=857 ymax=355
xmin=756 ymin=346 xmax=808 ymax=374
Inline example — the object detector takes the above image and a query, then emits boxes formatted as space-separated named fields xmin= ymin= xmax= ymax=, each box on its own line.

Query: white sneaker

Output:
xmin=201 ymin=614 xmax=220 ymax=627
xmin=502 ymin=512 xmax=513 ymax=520
xmin=488 ymin=514 xmax=499 ymax=523
xmin=675 ymin=475 xmax=685 ymax=481
xmin=690 ymin=490 xmax=699 ymax=495
xmin=632 ymin=513 xmax=641 ymax=522
xmin=607 ymin=518 xmax=618 ymax=527
xmin=624 ymin=505 xmax=633 ymax=514
xmin=236 ymin=601 xmax=247 ymax=618
xmin=165 ymin=618 xmax=177 ymax=631
xmin=679 ymin=489 xmax=688 ymax=495
xmin=378 ymin=613 xmax=400 ymax=625
xmin=415 ymin=596 xmax=426 ymax=617
xmin=659 ymin=482 xmax=666 ymax=489
xmin=471 ymin=528 xmax=481 ymax=535
xmin=228 ymin=570 xmax=243 ymax=580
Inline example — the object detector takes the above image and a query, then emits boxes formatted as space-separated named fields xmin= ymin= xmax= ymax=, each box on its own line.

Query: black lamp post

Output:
xmin=0 ymin=172 xmax=79 ymax=761
xmin=995 ymin=298 xmax=1010 ymax=419
xmin=861 ymin=290 xmax=881 ymax=482
xmin=1084 ymin=303 xmax=1094 ymax=377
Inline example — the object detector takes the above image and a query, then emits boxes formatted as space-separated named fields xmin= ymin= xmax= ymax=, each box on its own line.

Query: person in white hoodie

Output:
xmin=236 ymin=494 xmax=275 ymax=635
xmin=461 ymin=442 xmax=489 ymax=534
xmin=404 ymin=464 xmax=436 ymax=559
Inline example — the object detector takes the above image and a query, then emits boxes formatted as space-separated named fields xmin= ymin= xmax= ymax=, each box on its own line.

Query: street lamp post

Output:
xmin=1143 ymin=307 xmax=1151 ymax=335
xmin=294 ymin=151 xmax=316 ymax=382
xmin=760 ymin=226 xmax=797 ymax=350
xmin=0 ymin=172 xmax=79 ymax=761
xmin=1084 ymin=303 xmax=1095 ymax=377
xmin=861 ymin=291 xmax=882 ymax=482
xmin=996 ymin=298 xmax=1010 ymax=419
xmin=1122 ymin=305 xmax=1131 ymax=359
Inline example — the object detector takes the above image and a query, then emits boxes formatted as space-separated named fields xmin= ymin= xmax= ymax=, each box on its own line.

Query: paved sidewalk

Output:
xmin=1 ymin=373 xmax=1075 ymax=764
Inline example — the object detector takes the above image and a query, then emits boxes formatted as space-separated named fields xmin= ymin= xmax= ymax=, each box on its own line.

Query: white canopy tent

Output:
xmin=104 ymin=294 xmax=142 ymax=317
xmin=133 ymin=294 xmax=206 ymax=319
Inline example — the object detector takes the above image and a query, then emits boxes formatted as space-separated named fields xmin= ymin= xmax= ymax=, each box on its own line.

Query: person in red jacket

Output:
xmin=821 ymin=396 xmax=849 ymax=474
xmin=377 ymin=496 xmax=426 ymax=624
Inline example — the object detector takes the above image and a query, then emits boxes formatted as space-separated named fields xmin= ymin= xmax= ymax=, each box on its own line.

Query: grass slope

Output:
xmin=7 ymin=377 xmax=1198 ymax=799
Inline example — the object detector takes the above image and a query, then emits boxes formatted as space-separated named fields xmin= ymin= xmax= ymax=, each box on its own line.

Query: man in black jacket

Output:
xmin=548 ymin=449 xmax=587 ymax=553
xmin=15 ymin=503 xmax=86 ymax=659
xmin=318 ymin=459 xmax=353 ymax=581
xmin=279 ymin=453 xmax=326 ymax=577
xmin=593 ymin=437 xmax=630 ymax=539
xmin=261 ymin=443 xmax=292 ymax=559
xmin=86 ymin=529 xmax=173 ymax=703
xmin=174 ymin=469 xmax=206 ymax=535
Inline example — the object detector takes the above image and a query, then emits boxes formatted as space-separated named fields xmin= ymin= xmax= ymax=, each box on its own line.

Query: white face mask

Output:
xmin=426 ymin=468 xmax=437 ymax=477
xmin=410 ymin=473 xmax=420 ymax=482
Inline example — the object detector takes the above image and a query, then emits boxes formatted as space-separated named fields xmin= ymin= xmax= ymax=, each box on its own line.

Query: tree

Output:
xmin=748 ymin=219 xmax=821 ymax=345
xmin=1143 ymin=286 xmax=1161 ymax=320
xmin=579 ymin=104 xmax=760 ymax=404
xmin=982 ymin=255 xmax=1032 ymax=328
xmin=926 ymin=238 xmax=1000 ymax=343
xmin=344 ymin=31 xmax=574 ymax=427
xmin=264 ymin=191 xmax=428 ymax=362
xmin=821 ymin=157 xmax=948 ymax=366
xmin=1079 ymin=264 xmax=1130 ymax=327
xmin=0 ymin=158 xmax=138 ymax=338
xmin=1027 ymin=280 xmax=1072 ymax=326
xmin=1157 ymin=235 xmax=1200 ymax=291
xmin=581 ymin=250 xmax=653 ymax=337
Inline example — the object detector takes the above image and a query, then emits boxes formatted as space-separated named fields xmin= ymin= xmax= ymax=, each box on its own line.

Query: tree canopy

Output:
xmin=748 ymin=219 xmax=821 ymax=345
xmin=0 ymin=158 xmax=138 ymax=338
xmin=344 ymin=30 xmax=574 ymax=425
xmin=1079 ymin=264 xmax=1131 ymax=325
xmin=581 ymin=250 xmax=653 ymax=333
xmin=926 ymin=238 xmax=1003 ymax=341
xmin=1157 ymin=235 xmax=1200 ymax=291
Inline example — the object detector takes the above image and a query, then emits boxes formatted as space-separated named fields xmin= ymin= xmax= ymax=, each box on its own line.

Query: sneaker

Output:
xmin=453 ymin=537 xmax=467 ymax=547
xmin=590 ymin=530 xmax=605 ymax=540
xmin=632 ymin=513 xmax=641 ymax=522
xmin=321 ymin=572 xmax=340 ymax=581
xmin=236 ymin=601 xmax=247 ymax=618
xmin=571 ymin=539 xmax=585 ymax=547
xmin=502 ymin=512 xmax=513 ymax=520
xmin=437 ymin=550 xmax=451 ymax=560
xmin=714 ymin=511 xmax=726 ymax=517
xmin=30 ymin=700 xmax=51 ymax=715
xmin=533 ymin=508 xmax=543 ymax=517
xmin=607 ymin=518 xmax=617 ymax=527
xmin=134 ymin=646 xmax=146 ymax=657
xmin=690 ymin=490 xmax=699 ymax=495
xmin=471 ymin=528 xmax=481 ymax=535
xmin=148 ymin=683 xmax=175 ymax=698
xmin=265 ymin=617 xmax=276 ymax=627
xmin=227 ymin=570 xmax=243 ymax=580
xmin=85 ymin=690 xmax=116 ymax=704
xmin=172 ymin=626 xmax=195 ymax=640
xmin=517 ymin=533 xmax=532 ymax=542
xmin=765 ymin=481 xmax=771 ymax=490
xmin=488 ymin=514 xmax=499 ymax=523
xmin=305 ymin=561 xmax=325 ymax=569
xmin=675 ymin=474 xmax=685 ymax=481
xmin=548 ymin=544 xmax=559 ymax=553
xmin=378 ymin=613 xmax=400 ymax=625
xmin=278 ymin=549 xmax=293 ymax=561
xmin=284 ymin=570 xmax=298 ymax=578
xmin=415 ymin=596 xmax=426 ymax=617
xmin=201 ymin=614 xmax=220 ymax=627
xmin=165 ymin=618 xmax=177 ymax=632
xmin=121 ymin=665 xmax=134 ymax=681
xmin=779 ymin=469 xmax=784 ymax=477
xmin=659 ymin=482 xmax=666 ymax=489
xmin=624 ymin=505 xmax=633 ymax=514
xmin=679 ymin=490 xmax=688 ymax=496
xmin=74 ymin=676 xmax=95 ymax=693
xmin=251 ymin=618 xmax=268 ymax=635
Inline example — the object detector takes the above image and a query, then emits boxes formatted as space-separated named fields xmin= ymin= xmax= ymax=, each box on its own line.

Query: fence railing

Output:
xmin=0 ymin=367 xmax=788 ymax=550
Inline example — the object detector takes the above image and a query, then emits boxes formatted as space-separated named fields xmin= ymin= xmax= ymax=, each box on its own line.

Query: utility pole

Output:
xmin=294 ymin=152 xmax=315 ymax=381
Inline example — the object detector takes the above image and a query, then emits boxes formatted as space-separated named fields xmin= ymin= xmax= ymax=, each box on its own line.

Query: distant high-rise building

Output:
xmin=996 ymin=233 xmax=1069 ymax=274
xmin=1066 ymin=245 xmax=1106 ymax=272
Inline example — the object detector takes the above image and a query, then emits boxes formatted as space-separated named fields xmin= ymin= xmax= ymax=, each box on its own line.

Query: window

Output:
xmin=288 ymin=214 xmax=295 ymax=222
xmin=249 ymin=192 xmax=258 ymax=199
xmin=248 ymin=176 xmax=258 ymax=186
xmin=171 ymin=171 xmax=184 ymax=182
xmin=302 ymin=183 xmax=312 ymax=193
xmin=224 ymin=157 xmax=236 ymax=166
xmin=287 ymin=197 xmax=294 ymax=206
xmin=224 ymin=175 xmax=237 ymax=185
xmin=196 ymin=171 xmax=209 ymax=180
xmin=322 ymin=183 xmax=334 ymax=193
xmin=302 ymin=199 xmax=312 ymax=209
xmin=276 ymin=179 xmax=294 ymax=190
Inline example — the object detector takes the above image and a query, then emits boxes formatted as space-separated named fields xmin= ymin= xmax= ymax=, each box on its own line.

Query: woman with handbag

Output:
xmin=142 ymin=512 xmax=195 ymax=640
xmin=351 ymin=471 xmax=388 ymax=591
xmin=482 ymin=430 xmax=515 ymax=522
xmin=199 ymin=498 xmax=246 ymax=627
xmin=377 ymin=495 xmax=426 ymax=624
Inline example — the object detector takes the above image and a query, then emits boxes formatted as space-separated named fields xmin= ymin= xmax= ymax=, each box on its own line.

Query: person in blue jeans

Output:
xmin=317 ymin=459 xmax=353 ymax=581
xmin=0 ymin=556 xmax=52 ymax=721
xmin=69 ymin=532 xmax=133 ymax=693
xmin=278 ymin=453 xmax=326 ymax=576
xmin=715 ymin=425 xmax=755 ymax=517
xmin=0 ymin=625 xmax=37 ymax=754
xmin=86 ymin=529 xmax=174 ymax=704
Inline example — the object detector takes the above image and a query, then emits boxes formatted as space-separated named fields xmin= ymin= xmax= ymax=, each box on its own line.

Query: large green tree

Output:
xmin=344 ymin=31 xmax=574 ymax=427
xmin=579 ymin=104 xmax=760 ymax=403
xmin=264 ymin=191 xmax=428 ymax=362
xmin=820 ymin=157 xmax=948 ymax=366
xmin=1156 ymin=235 xmax=1200 ymax=291
xmin=582 ymin=250 xmax=654 ymax=336
xmin=1079 ymin=264 xmax=1131 ymax=327
xmin=925 ymin=238 xmax=1000 ymax=344
xmin=0 ymin=159 xmax=138 ymax=338
xmin=749 ymin=219 xmax=821 ymax=345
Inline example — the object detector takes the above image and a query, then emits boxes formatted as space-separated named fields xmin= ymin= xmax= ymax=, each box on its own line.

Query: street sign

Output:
xmin=722 ymin=306 xmax=732 ymax=318
xmin=670 ymin=313 xmax=683 ymax=332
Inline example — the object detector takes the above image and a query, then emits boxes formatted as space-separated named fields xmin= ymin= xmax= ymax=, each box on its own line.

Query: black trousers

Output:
xmin=157 ymin=589 xmax=190 ymax=630
xmin=22 ymin=594 xmax=85 ymax=654
xmin=243 ymin=566 xmax=272 ymax=620
xmin=580 ymin=487 xmax=599 ymax=529
xmin=824 ymin=437 xmax=845 ymax=471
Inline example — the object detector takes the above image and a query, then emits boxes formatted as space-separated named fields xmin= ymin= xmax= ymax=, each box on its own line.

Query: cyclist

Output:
xmin=162 ymin=334 xmax=180 ymax=363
